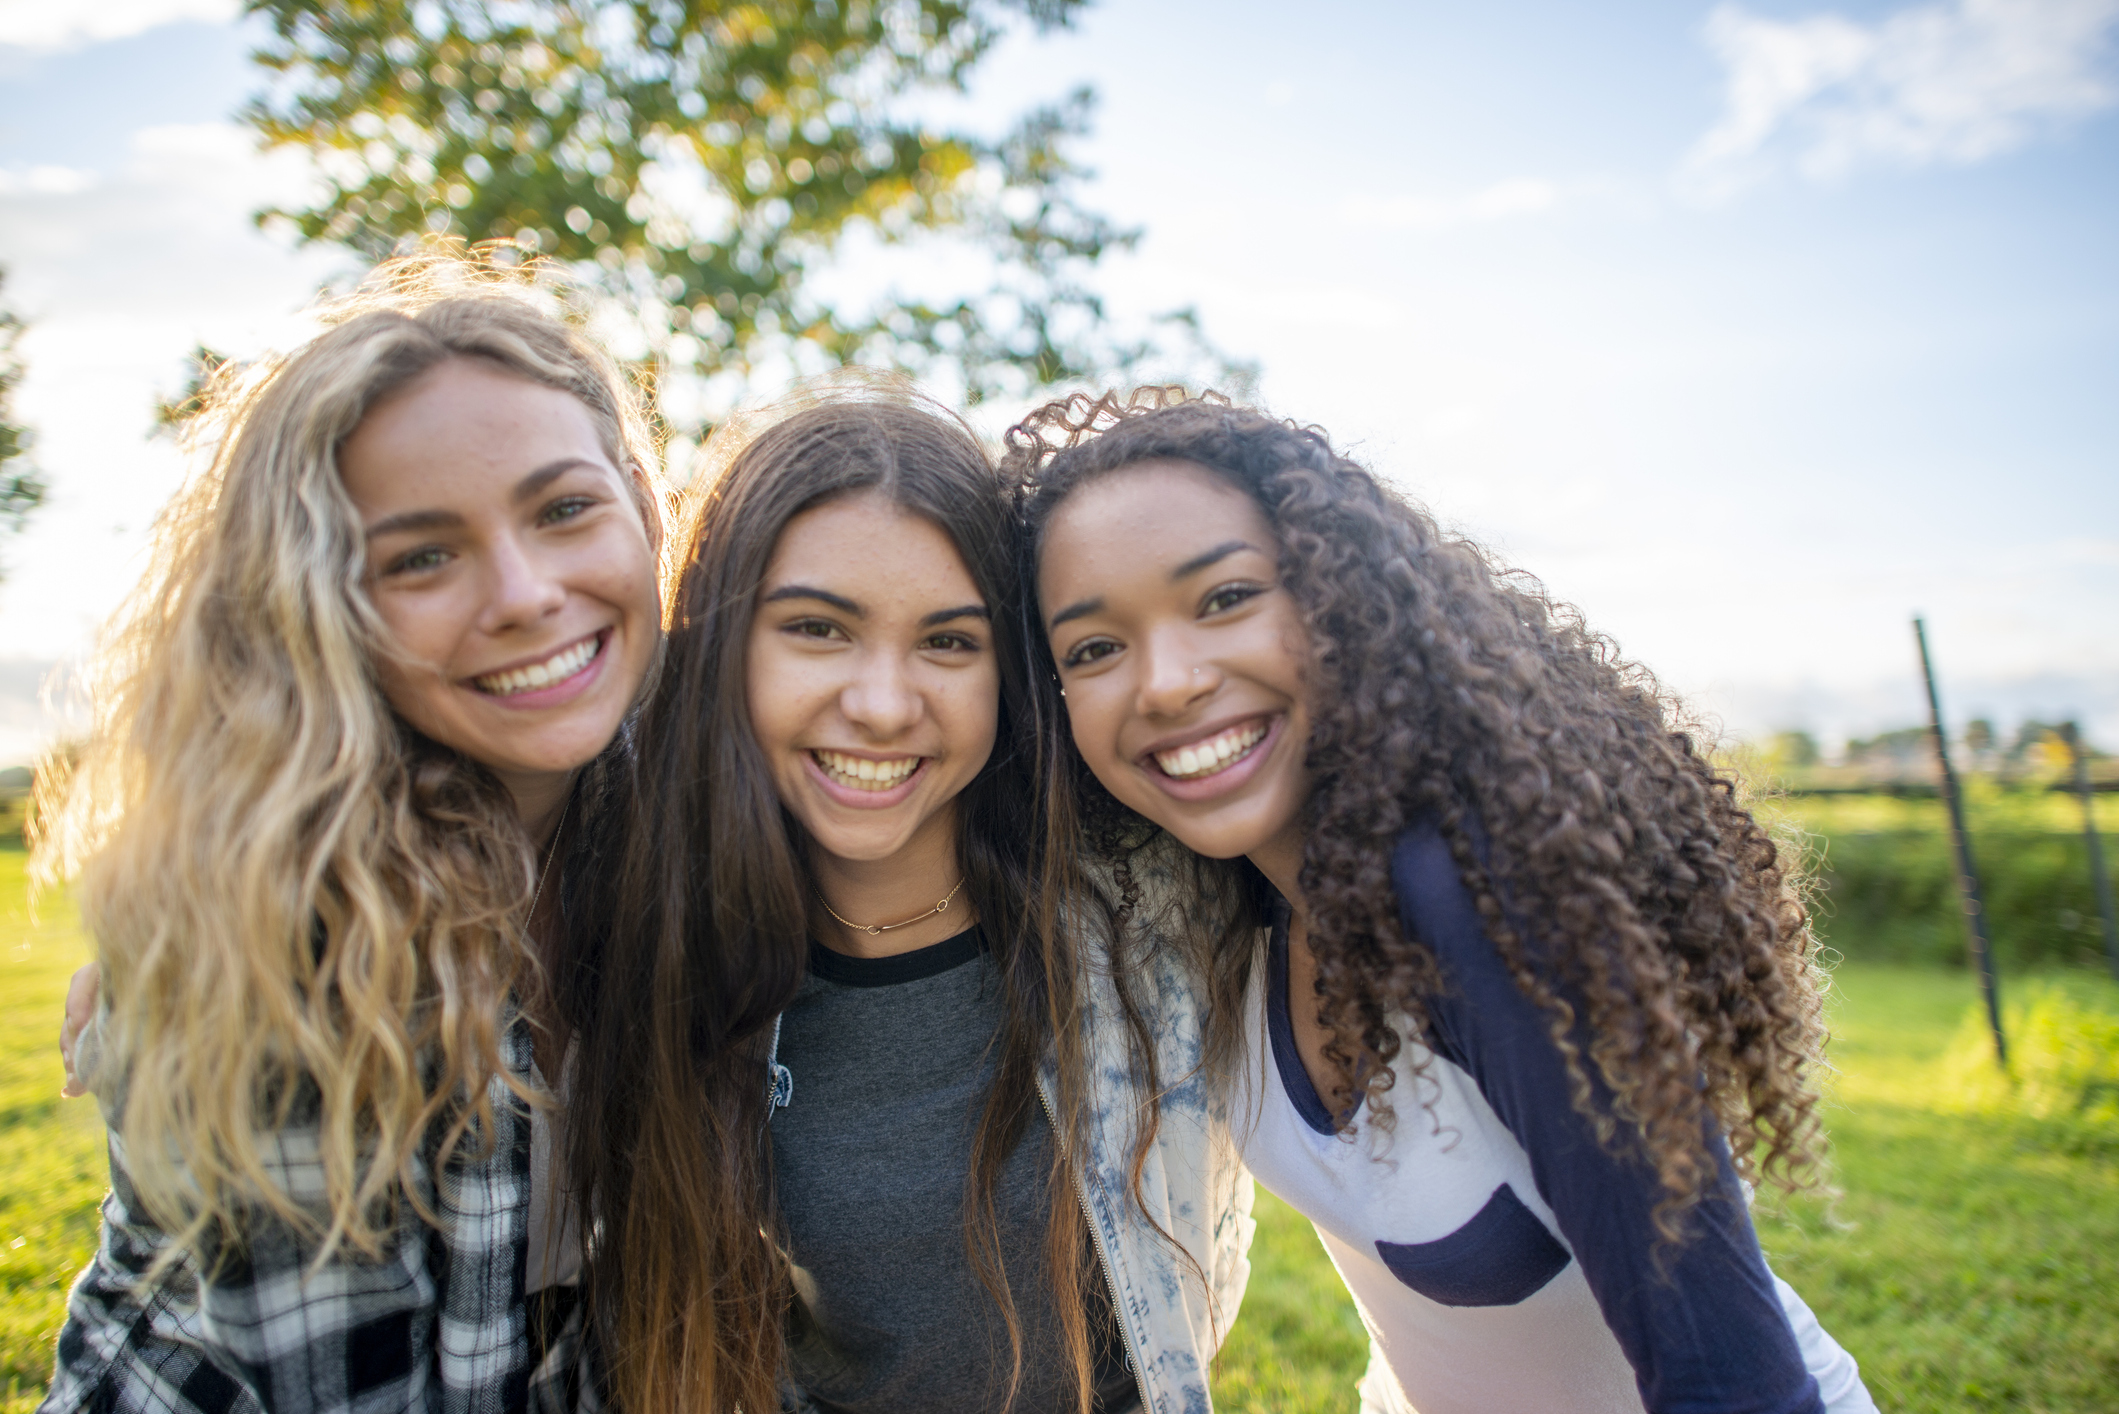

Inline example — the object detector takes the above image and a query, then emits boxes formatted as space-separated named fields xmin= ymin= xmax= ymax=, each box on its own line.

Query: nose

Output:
xmin=1135 ymin=626 xmax=1220 ymax=718
xmin=838 ymin=648 xmax=926 ymax=740
xmin=477 ymin=532 xmax=566 ymax=637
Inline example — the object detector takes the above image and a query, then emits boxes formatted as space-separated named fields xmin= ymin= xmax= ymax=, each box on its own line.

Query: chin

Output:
xmin=808 ymin=825 xmax=917 ymax=864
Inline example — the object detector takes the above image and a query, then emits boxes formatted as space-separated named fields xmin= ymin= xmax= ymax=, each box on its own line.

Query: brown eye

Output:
xmin=1062 ymin=638 xmax=1119 ymax=668
xmin=1202 ymin=583 xmax=1263 ymax=615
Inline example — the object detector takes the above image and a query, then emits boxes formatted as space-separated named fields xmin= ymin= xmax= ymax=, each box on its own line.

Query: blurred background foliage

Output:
xmin=1766 ymin=787 xmax=2117 ymax=970
xmin=0 ymin=272 xmax=44 ymax=579
xmin=244 ymin=0 xmax=1246 ymax=439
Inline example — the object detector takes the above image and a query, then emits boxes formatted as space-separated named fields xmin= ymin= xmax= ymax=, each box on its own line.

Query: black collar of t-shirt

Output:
xmin=806 ymin=926 xmax=986 ymax=988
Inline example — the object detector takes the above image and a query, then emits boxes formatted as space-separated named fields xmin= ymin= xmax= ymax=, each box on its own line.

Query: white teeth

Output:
xmin=1154 ymin=721 xmax=1269 ymax=780
xmin=474 ymin=636 xmax=600 ymax=697
xmin=814 ymin=751 xmax=921 ymax=792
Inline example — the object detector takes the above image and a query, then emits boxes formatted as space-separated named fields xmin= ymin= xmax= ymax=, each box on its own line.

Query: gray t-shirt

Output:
xmin=771 ymin=929 xmax=1140 ymax=1414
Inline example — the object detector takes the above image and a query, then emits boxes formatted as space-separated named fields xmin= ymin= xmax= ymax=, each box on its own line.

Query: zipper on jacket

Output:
xmin=1037 ymin=1075 xmax=1157 ymax=1414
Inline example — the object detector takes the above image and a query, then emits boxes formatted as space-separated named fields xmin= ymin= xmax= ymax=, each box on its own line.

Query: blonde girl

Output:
xmin=41 ymin=260 xmax=663 ymax=1413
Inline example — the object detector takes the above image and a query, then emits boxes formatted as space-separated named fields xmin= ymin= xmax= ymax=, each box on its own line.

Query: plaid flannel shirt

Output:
xmin=40 ymin=1020 xmax=595 ymax=1414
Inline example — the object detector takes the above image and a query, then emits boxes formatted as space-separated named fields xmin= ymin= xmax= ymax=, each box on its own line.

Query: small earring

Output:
xmin=1059 ymin=688 xmax=1067 ymax=697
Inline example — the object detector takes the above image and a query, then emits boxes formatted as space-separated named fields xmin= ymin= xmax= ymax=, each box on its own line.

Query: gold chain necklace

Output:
xmin=820 ymin=877 xmax=966 ymax=937
xmin=528 ymin=798 xmax=570 ymax=927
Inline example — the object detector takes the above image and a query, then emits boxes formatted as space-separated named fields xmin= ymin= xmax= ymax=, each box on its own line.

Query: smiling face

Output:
xmin=341 ymin=357 xmax=659 ymax=818
xmin=745 ymin=490 xmax=1000 ymax=868
xmin=1039 ymin=458 xmax=1313 ymax=865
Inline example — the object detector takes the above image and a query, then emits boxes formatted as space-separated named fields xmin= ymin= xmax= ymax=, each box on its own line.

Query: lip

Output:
xmin=803 ymin=749 xmax=933 ymax=811
xmin=1136 ymin=712 xmax=1286 ymax=804
xmin=465 ymin=629 xmax=609 ymax=710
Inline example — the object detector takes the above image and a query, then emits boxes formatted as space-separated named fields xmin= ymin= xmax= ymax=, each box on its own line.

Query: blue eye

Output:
xmin=541 ymin=496 xmax=594 ymax=524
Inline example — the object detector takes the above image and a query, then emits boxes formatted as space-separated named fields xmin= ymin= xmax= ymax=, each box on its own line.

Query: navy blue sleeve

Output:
xmin=1390 ymin=824 xmax=1823 ymax=1414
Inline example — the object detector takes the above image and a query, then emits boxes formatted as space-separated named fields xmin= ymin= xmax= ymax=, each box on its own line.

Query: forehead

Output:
xmin=764 ymin=490 xmax=984 ymax=601
xmin=1039 ymin=459 xmax=1274 ymax=587
xmin=341 ymin=358 xmax=610 ymax=501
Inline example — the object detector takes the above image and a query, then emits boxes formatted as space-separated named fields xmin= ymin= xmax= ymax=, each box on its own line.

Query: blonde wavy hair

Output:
xmin=36 ymin=252 xmax=664 ymax=1268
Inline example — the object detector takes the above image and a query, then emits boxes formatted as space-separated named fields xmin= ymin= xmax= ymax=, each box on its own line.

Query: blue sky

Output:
xmin=0 ymin=0 xmax=2114 ymax=762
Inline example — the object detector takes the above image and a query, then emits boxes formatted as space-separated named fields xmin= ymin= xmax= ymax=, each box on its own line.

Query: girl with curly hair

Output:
xmin=42 ymin=261 xmax=665 ymax=1413
xmin=1007 ymin=392 xmax=1876 ymax=1414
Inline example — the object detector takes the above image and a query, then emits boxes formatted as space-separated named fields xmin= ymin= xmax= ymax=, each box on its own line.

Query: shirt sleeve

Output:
xmin=1390 ymin=824 xmax=1829 ymax=1414
xmin=41 ymin=1131 xmax=261 ymax=1414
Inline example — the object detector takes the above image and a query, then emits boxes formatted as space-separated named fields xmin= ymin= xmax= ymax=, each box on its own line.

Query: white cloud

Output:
xmin=1338 ymin=178 xmax=1562 ymax=231
xmin=0 ymin=0 xmax=238 ymax=52
xmin=1682 ymin=0 xmax=2119 ymax=194
xmin=0 ymin=165 xmax=98 ymax=195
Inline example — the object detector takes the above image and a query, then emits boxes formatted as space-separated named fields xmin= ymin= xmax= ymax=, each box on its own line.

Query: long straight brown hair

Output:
xmin=558 ymin=379 xmax=1100 ymax=1412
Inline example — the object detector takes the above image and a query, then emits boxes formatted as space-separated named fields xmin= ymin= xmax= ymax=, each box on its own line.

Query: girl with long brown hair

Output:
xmin=41 ymin=261 xmax=663 ymax=1412
xmin=557 ymin=379 xmax=1251 ymax=1414
xmin=1009 ymin=392 xmax=1876 ymax=1414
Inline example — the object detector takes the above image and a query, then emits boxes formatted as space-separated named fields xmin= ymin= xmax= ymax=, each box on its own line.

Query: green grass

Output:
xmin=1750 ymin=965 xmax=2119 ymax=1412
xmin=5 ymin=851 xmax=2116 ymax=1412
xmin=0 ymin=844 xmax=103 ymax=1414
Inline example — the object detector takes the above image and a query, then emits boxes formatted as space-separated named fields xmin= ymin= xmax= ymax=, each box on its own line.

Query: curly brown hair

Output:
xmin=1005 ymin=389 xmax=1829 ymax=1236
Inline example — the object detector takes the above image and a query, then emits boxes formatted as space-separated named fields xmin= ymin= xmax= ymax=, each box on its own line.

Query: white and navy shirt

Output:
xmin=1236 ymin=824 xmax=1876 ymax=1414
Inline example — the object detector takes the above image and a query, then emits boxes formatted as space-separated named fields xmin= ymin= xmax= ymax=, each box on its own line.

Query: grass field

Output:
xmin=0 ymin=846 xmax=105 ymax=1414
xmin=4 ymin=841 xmax=2117 ymax=1412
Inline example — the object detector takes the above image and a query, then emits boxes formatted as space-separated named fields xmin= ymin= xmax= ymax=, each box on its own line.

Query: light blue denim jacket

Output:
xmin=1043 ymin=847 xmax=1255 ymax=1414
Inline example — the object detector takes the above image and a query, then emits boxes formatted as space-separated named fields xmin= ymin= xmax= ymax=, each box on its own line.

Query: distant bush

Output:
xmin=1754 ymin=787 xmax=2118 ymax=969
xmin=1811 ymin=830 xmax=2117 ymax=968
xmin=1936 ymin=984 xmax=2119 ymax=1137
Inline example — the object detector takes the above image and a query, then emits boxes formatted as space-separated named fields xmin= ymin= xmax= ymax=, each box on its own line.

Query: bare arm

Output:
xmin=60 ymin=963 xmax=97 ymax=1098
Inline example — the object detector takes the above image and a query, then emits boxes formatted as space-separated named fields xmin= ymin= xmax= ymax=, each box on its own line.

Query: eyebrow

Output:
xmin=920 ymin=603 xmax=990 ymax=628
xmin=512 ymin=458 xmax=599 ymax=504
xmin=363 ymin=458 xmax=605 ymax=541
xmin=762 ymin=584 xmax=863 ymax=616
xmin=1171 ymin=539 xmax=1259 ymax=580
xmin=1046 ymin=539 xmax=1263 ymax=632
xmin=1048 ymin=596 xmax=1103 ymax=632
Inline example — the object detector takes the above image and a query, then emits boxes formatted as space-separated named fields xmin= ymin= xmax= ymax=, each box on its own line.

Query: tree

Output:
xmin=245 ymin=0 xmax=1239 ymax=424
xmin=0 ymin=269 xmax=47 ymax=579
xmin=1764 ymin=729 xmax=1819 ymax=770
xmin=152 ymin=345 xmax=234 ymax=437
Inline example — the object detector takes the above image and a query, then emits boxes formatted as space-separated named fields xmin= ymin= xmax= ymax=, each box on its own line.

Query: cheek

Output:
xmin=1263 ymin=608 xmax=1316 ymax=700
xmin=371 ymin=657 xmax=432 ymax=728
xmin=951 ymin=666 xmax=1002 ymax=766
xmin=742 ymin=636 xmax=793 ymax=757
xmin=584 ymin=527 xmax=662 ymax=621
xmin=365 ymin=591 xmax=459 ymax=697
xmin=1063 ymin=689 xmax=1122 ymax=773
